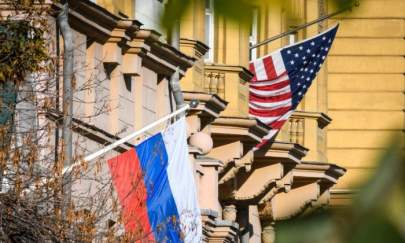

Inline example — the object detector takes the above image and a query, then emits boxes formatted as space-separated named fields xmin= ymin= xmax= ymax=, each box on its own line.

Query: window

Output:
xmin=249 ymin=8 xmax=258 ymax=61
xmin=204 ymin=0 xmax=214 ymax=62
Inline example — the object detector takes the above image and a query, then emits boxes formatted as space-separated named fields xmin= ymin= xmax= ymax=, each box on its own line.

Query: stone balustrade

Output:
xmin=203 ymin=64 xmax=253 ymax=117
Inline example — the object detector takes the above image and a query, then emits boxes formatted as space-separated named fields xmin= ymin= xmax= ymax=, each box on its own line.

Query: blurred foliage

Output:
xmin=162 ymin=0 xmax=359 ymax=31
xmin=0 ymin=20 xmax=48 ymax=83
xmin=276 ymin=136 xmax=405 ymax=243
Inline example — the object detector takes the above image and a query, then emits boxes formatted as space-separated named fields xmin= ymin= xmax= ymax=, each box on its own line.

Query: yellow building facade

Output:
xmin=64 ymin=0 xmax=403 ymax=242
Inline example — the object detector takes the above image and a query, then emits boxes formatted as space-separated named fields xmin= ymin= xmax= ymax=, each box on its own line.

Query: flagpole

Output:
xmin=62 ymin=104 xmax=190 ymax=175
xmin=249 ymin=2 xmax=359 ymax=50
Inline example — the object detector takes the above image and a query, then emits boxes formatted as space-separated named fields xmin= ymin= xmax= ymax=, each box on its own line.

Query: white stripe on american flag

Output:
xmin=249 ymin=98 xmax=292 ymax=109
xmin=250 ymin=85 xmax=291 ymax=97
xmin=254 ymin=110 xmax=293 ymax=125
xmin=262 ymin=129 xmax=279 ymax=140
xmin=253 ymin=58 xmax=268 ymax=81
xmin=271 ymin=51 xmax=286 ymax=76
xmin=249 ymin=74 xmax=289 ymax=87
xmin=249 ymin=50 xmax=293 ymax=148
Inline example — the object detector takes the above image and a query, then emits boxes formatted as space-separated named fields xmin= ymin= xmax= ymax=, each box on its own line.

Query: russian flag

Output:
xmin=108 ymin=118 xmax=202 ymax=242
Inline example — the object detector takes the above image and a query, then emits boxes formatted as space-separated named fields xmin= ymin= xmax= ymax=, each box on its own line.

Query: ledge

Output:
xmin=46 ymin=110 xmax=133 ymax=153
xmin=293 ymin=161 xmax=346 ymax=185
xmin=292 ymin=110 xmax=332 ymax=129
xmin=195 ymin=156 xmax=224 ymax=168
xmin=255 ymin=141 xmax=308 ymax=165
xmin=211 ymin=116 xmax=270 ymax=146
xmin=183 ymin=91 xmax=228 ymax=123
xmin=52 ymin=0 xmax=141 ymax=43
xmin=127 ymin=29 xmax=195 ymax=76
xmin=219 ymin=142 xmax=306 ymax=205
xmin=180 ymin=38 xmax=210 ymax=58
xmin=205 ymin=64 xmax=253 ymax=83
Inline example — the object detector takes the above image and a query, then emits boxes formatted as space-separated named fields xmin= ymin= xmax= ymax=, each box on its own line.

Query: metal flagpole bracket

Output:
xmin=62 ymin=104 xmax=191 ymax=175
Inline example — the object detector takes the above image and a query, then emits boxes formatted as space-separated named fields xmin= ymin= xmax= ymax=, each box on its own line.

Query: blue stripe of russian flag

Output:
xmin=136 ymin=133 xmax=183 ymax=242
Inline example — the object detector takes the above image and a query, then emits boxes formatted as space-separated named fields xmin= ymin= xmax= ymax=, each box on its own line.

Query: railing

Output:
xmin=279 ymin=111 xmax=331 ymax=158
xmin=203 ymin=64 xmax=252 ymax=117
xmin=204 ymin=71 xmax=225 ymax=99
xmin=287 ymin=117 xmax=305 ymax=145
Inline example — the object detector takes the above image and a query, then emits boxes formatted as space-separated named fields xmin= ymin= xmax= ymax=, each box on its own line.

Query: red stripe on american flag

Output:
xmin=249 ymin=106 xmax=292 ymax=117
xmin=263 ymin=56 xmax=277 ymax=80
xmin=255 ymin=139 xmax=270 ymax=149
xmin=270 ymin=120 xmax=288 ymax=129
xmin=249 ymin=92 xmax=292 ymax=102
xmin=249 ymin=62 xmax=257 ymax=82
xmin=250 ymin=80 xmax=290 ymax=91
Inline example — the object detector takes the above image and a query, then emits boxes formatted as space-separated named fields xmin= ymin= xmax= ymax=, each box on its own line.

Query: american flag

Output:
xmin=249 ymin=24 xmax=339 ymax=148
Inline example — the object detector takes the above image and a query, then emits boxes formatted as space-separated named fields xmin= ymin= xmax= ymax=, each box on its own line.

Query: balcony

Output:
xmin=278 ymin=111 xmax=332 ymax=161
xmin=204 ymin=64 xmax=253 ymax=117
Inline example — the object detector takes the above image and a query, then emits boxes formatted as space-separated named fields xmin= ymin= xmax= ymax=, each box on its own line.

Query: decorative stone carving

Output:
xmin=189 ymin=131 xmax=213 ymax=154
xmin=186 ymin=115 xmax=201 ymax=137
xmin=223 ymin=205 xmax=237 ymax=222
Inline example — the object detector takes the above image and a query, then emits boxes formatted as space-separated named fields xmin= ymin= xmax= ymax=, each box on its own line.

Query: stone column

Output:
xmin=261 ymin=221 xmax=276 ymax=243
xmin=223 ymin=204 xmax=237 ymax=221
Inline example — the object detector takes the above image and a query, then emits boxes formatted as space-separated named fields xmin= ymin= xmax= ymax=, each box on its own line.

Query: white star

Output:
xmin=302 ymin=56 xmax=306 ymax=60
xmin=306 ymin=77 xmax=310 ymax=81
xmin=295 ymin=53 xmax=299 ymax=58
xmin=304 ymin=61 xmax=308 ymax=64
xmin=298 ymin=92 xmax=302 ymax=95
xmin=328 ymin=39 xmax=331 ymax=43
xmin=299 ymin=46 xmax=303 ymax=50
xmin=300 ymin=68 xmax=304 ymax=71
xmin=304 ymin=68 xmax=308 ymax=72
xmin=322 ymin=36 xmax=326 ymax=40
xmin=290 ymin=60 xmax=295 ymax=65
xmin=297 ymin=82 xmax=301 ymax=86
xmin=322 ymin=56 xmax=325 ymax=60
xmin=310 ymin=69 xmax=314 ymax=73
xmin=287 ymin=50 xmax=292 ymax=54
xmin=303 ymin=85 xmax=307 ymax=88
xmin=325 ymin=47 xmax=329 ymax=51
xmin=312 ymin=54 xmax=316 ymax=57
xmin=301 ymin=75 xmax=304 ymax=79
xmin=306 ymin=49 xmax=311 ymax=53
xmin=311 ymin=41 xmax=315 ymax=46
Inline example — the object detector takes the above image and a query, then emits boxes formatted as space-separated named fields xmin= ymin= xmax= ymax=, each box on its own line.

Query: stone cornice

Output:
xmin=125 ymin=29 xmax=195 ymax=76
xmin=200 ymin=209 xmax=239 ymax=243
xmin=196 ymin=156 xmax=224 ymax=168
xmin=180 ymin=38 xmax=210 ymax=58
xmin=293 ymin=161 xmax=346 ymax=185
xmin=52 ymin=0 xmax=141 ymax=44
xmin=183 ymin=91 xmax=228 ymax=121
xmin=255 ymin=141 xmax=308 ymax=165
xmin=205 ymin=64 xmax=253 ymax=83
xmin=211 ymin=116 xmax=270 ymax=146
xmin=218 ymin=142 xmax=307 ymax=205
xmin=292 ymin=110 xmax=332 ymax=129
xmin=219 ymin=142 xmax=306 ymax=205
xmin=46 ymin=110 xmax=133 ymax=153
xmin=53 ymin=1 xmax=195 ymax=77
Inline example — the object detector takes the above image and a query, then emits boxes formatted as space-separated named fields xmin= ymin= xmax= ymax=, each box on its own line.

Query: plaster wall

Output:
xmin=326 ymin=0 xmax=405 ymax=190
